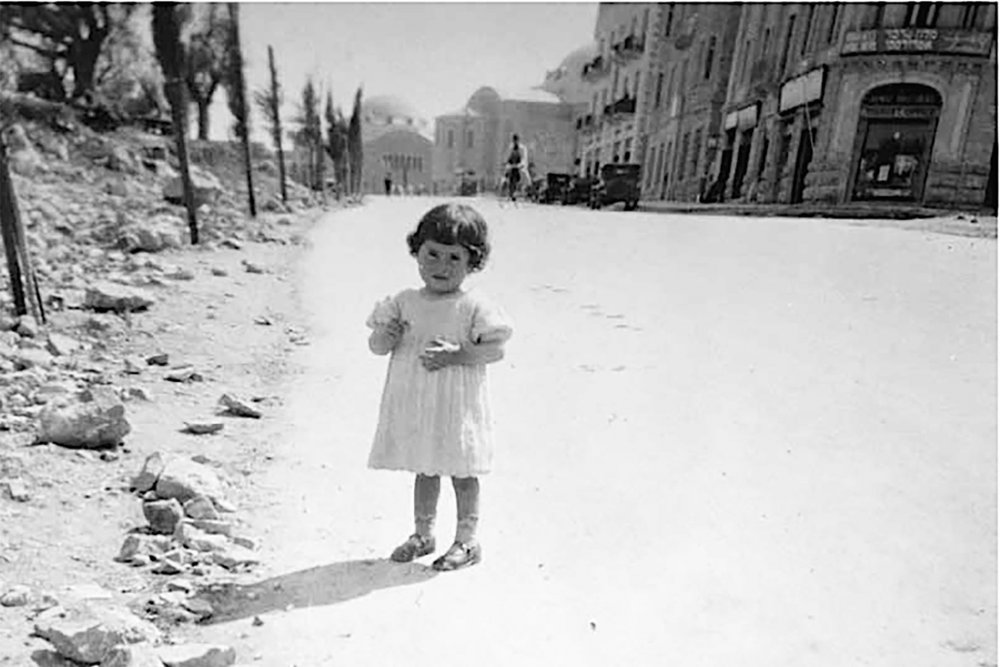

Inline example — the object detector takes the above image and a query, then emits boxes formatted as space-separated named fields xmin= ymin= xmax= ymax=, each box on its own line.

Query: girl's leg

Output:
xmin=432 ymin=476 xmax=482 ymax=571
xmin=414 ymin=473 xmax=441 ymax=538
xmin=390 ymin=474 xmax=440 ymax=563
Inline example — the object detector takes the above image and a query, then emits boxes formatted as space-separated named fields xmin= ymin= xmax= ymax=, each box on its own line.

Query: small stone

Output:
xmin=146 ymin=353 xmax=169 ymax=366
xmin=123 ymin=357 xmax=145 ymax=375
xmin=189 ymin=519 xmax=232 ymax=537
xmin=218 ymin=394 xmax=261 ymax=419
xmin=100 ymin=642 xmax=163 ymax=667
xmin=241 ymin=260 xmax=264 ymax=274
xmin=16 ymin=317 xmax=40 ymax=338
xmin=151 ymin=558 xmax=185 ymax=575
xmin=157 ymin=643 xmax=237 ymax=667
xmin=84 ymin=282 xmax=154 ymax=313
xmin=46 ymin=333 xmax=83 ymax=357
xmin=143 ymin=498 xmax=184 ymax=535
xmin=231 ymin=535 xmax=257 ymax=550
xmin=183 ymin=496 xmax=220 ymax=520
xmin=13 ymin=347 xmax=54 ymax=370
xmin=166 ymin=579 xmax=194 ymax=594
xmin=1 ymin=584 xmax=32 ymax=606
xmin=131 ymin=452 xmax=165 ymax=492
xmin=184 ymin=422 xmax=224 ymax=435
xmin=125 ymin=387 xmax=153 ymax=402
xmin=1 ymin=478 xmax=31 ymax=502
xmin=165 ymin=367 xmax=204 ymax=383
xmin=181 ymin=597 xmax=214 ymax=620
xmin=252 ymin=615 xmax=264 ymax=627
xmin=220 ymin=239 xmax=242 ymax=250
xmin=210 ymin=267 xmax=228 ymax=277
xmin=33 ymin=601 xmax=162 ymax=664
xmin=116 ymin=533 xmax=173 ymax=562
xmin=212 ymin=546 xmax=259 ymax=570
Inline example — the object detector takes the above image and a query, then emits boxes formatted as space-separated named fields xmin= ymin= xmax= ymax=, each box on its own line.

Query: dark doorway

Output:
xmin=790 ymin=126 xmax=815 ymax=204
xmin=986 ymin=140 xmax=997 ymax=212
xmin=731 ymin=130 xmax=752 ymax=199
xmin=717 ymin=129 xmax=735 ymax=201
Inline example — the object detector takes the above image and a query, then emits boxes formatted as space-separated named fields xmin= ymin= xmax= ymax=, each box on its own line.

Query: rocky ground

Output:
xmin=0 ymin=109 xmax=336 ymax=666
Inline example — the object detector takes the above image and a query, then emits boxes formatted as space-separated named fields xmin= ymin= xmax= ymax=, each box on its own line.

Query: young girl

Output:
xmin=367 ymin=203 xmax=512 ymax=571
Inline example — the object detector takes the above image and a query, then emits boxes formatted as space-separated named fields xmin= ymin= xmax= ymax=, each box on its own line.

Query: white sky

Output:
xmin=211 ymin=1 xmax=598 ymax=142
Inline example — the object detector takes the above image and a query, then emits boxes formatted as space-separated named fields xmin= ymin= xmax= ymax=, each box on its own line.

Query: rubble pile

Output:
xmin=120 ymin=452 xmax=260 ymax=580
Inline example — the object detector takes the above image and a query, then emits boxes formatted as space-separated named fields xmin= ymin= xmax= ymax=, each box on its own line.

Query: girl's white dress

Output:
xmin=367 ymin=288 xmax=512 ymax=477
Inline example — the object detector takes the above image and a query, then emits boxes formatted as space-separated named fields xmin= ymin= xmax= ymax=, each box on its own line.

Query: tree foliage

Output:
xmin=295 ymin=78 xmax=323 ymax=190
xmin=183 ymin=4 xmax=232 ymax=140
xmin=2 ymin=3 xmax=138 ymax=102
xmin=254 ymin=45 xmax=287 ymax=202
xmin=324 ymin=91 xmax=349 ymax=195
xmin=348 ymin=86 xmax=363 ymax=194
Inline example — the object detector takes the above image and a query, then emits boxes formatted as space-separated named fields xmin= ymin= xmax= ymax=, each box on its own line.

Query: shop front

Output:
xmin=721 ymin=103 xmax=758 ymax=200
xmin=849 ymin=83 xmax=941 ymax=202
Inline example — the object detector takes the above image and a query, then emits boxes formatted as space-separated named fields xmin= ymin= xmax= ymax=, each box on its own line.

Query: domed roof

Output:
xmin=556 ymin=42 xmax=599 ymax=72
xmin=363 ymin=95 xmax=424 ymax=124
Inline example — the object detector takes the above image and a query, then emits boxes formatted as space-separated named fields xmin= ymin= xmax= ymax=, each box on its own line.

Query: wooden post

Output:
xmin=0 ymin=136 xmax=26 ymax=316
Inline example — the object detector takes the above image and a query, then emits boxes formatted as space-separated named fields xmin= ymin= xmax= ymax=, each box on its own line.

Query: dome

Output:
xmin=363 ymin=94 xmax=425 ymax=126
xmin=555 ymin=42 xmax=599 ymax=74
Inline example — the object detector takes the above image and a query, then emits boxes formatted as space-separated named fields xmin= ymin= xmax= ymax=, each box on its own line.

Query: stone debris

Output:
xmin=46 ymin=333 xmax=85 ymax=357
xmin=157 ymin=643 xmax=236 ymax=667
xmin=210 ymin=267 xmax=228 ymax=277
xmin=100 ymin=642 xmax=164 ymax=667
xmin=37 ymin=387 xmax=131 ymax=449
xmin=124 ymin=356 xmax=146 ymax=374
xmin=115 ymin=534 xmax=174 ymax=564
xmin=146 ymin=353 xmax=169 ymax=366
xmin=183 ymin=422 xmax=224 ymax=435
xmin=124 ymin=387 xmax=154 ymax=402
xmin=217 ymin=394 xmax=261 ymax=419
xmin=252 ymin=315 xmax=272 ymax=326
xmin=241 ymin=260 xmax=264 ymax=274
xmin=164 ymin=367 xmax=204 ymax=383
xmin=132 ymin=453 xmax=166 ymax=492
xmin=33 ymin=601 xmax=162 ymax=664
xmin=120 ymin=214 xmax=184 ymax=253
xmin=84 ymin=282 xmax=155 ymax=313
xmin=182 ymin=496 xmax=220 ymax=521
xmin=1 ymin=584 xmax=32 ymax=606
xmin=143 ymin=498 xmax=185 ymax=535
xmin=163 ymin=167 xmax=224 ymax=207
xmin=154 ymin=457 xmax=226 ymax=505
xmin=1 ymin=478 xmax=31 ymax=502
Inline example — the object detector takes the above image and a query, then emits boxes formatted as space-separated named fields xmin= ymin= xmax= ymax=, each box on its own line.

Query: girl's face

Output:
xmin=417 ymin=240 xmax=471 ymax=294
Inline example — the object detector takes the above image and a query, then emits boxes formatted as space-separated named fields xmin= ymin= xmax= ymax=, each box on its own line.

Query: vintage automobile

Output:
xmin=590 ymin=163 xmax=641 ymax=210
xmin=563 ymin=175 xmax=596 ymax=206
xmin=540 ymin=173 xmax=572 ymax=204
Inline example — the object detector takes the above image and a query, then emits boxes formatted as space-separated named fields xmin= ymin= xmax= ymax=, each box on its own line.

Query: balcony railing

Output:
xmin=581 ymin=55 xmax=610 ymax=80
xmin=602 ymin=96 xmax=637 ymax=122
xmin=841 ymin=28 xmax=993 ymax=57
xmin=612 ymin=34 xmax=645 ymax=61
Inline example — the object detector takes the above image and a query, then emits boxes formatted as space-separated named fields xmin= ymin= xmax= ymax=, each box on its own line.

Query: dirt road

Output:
xmin=187 ymin=197 xmax=996 ymax=667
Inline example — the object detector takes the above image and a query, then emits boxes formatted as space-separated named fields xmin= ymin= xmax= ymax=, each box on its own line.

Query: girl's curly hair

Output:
xmin=406 ymin=203 xmax=491 ymax=271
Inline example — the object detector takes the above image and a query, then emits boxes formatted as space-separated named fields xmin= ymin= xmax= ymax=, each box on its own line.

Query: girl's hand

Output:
xmin=420 ymin=337 xmax=462 ymax=371
xmin=369 ymin=319 xmax=408 ymax=355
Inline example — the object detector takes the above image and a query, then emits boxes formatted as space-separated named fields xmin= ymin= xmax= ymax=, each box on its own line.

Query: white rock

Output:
xmin=1 ymin=584 xmax=32 ymax=606
xmin=155 ymin=458 xmax=225 ymax=505
xmin=33 ymin=602 xmax=162 ymax=664
xmin=13 ymin=347 xmax=54 ymax=370
xmin=46 ymin=333 xmax=84 ymax=357
xmin=131 ymin=452 xmax=165 ymax=492
xmin=162 ymin=167 xmax=224 ymax=207
xmin=100 ymin=642 xmax=163 ymax=667
xmin=37 ymin=390 xmax=131 ymax=449
xmin=1 ymin=478 xmax=30 ymax=501
xmin=157 ymin=644 xmax=236 ymax=667
xmin=84 ymin=283 xmax=154 ymax=313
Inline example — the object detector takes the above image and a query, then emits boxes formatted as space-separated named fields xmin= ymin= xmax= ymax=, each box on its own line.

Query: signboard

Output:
xmin=842 ymin=29 xmax=994 ymax=56
xmin=724 ymin=111 xmax=739 ymax=130
xmin=779 ymin=68 xmax=825 ymax=113
xmin=736 ymin=104 xmax=758 ymax=129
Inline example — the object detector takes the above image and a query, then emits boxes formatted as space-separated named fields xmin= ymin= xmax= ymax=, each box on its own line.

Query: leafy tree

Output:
xmin=92 ymin=5 xmax=165 ymax=118
xmin=324 ymin=91 xmax=349 ymax=198
xmin=3 ymin=3 xmax=138 ymax=102
xmin=297 ymin=77 xmax=323 ymax=191
xmin=223 ymin=3 xmax=255 ymax=217
xmin=254 ymin=45 xmax=287 ymax=202
xmin=183 ymin=4 xmax=231 ymax=140
xmin=348 ymin=86 xmax=363 ymax=195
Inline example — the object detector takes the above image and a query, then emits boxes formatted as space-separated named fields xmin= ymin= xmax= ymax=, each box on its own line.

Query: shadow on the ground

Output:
xmin=193 ymin=558 xmax=437 ymax=624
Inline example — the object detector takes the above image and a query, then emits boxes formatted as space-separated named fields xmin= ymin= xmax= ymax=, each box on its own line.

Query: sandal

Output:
xmin=432 ymin=541 xmax=482 ymax=571
xmin=390 ymin=534 xmax=436 ymax=563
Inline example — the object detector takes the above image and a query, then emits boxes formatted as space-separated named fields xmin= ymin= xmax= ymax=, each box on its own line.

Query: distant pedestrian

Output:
xmin=366 ymin=203 xmax=512 ymax=571
xmin=384 ymin=172 xmax=393 ymax=196
xmin=504 ymin=134 xmax=529 ymax=202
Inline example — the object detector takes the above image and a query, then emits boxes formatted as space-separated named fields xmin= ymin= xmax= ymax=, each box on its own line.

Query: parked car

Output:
xmin=590 ymin=163 xmax=641 ymax=210
xmin=563 ymin=175 xmax=596 ymax=205
xmin=540 ymin=173 xmax=571 ymax=204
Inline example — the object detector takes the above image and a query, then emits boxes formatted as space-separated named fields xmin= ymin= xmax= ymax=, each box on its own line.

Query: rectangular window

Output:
xmin=704 ymin=36 xmax=716 ymax=80
xmin=780 ymin=14 xmax=796 ymax=72
xmin=623 ymin=138 xmax=632 ymax=163
xmin=654 ymin=143 xmax=664 ymax=188
xmin=663 ymin=143 xmax=673 ymax=190
xmin=447 ymin=129 xmax=454 ymax=148
xmin=905 ymin=1 xmax=941 ymax=27
xmin=756 ymin=136 xmax=769 ymax=179
xmin=691 ymin=129 xmax=702 ymax=178
xmin=740 ymin=39 xmax=751 ymax=82
xmin=466 ymin=130 xmax=474 ymax=148
xmin=801 ymin=5 xmax=814 ymax=55
xmin=827 ymin=4 xmax=840 ymax=44
xmin=874 ymin=2 xmax=886 ymax=27
xmin=654 ymin=72 xmax=663 ymax=108
xmin=961 ymin=3 xmax=980 ymax=28
xmin=679 ymin=133 xmax=689 ymax=181
xmin=664 ymin=4 xmax=675 ymax=36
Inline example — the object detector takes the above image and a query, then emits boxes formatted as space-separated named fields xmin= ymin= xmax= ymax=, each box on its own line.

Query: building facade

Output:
xmin=360 ymin=95 xmax=434 ymax=194
xmin=643 ymin=2 xmax=742 ymax=201
xmin=575 ymin=3 xmax=659 ymax=178
xmin=433 ymin=86 xmax=579 ymax=194
xmin=718 ymin=2 xmax=997 ymax=207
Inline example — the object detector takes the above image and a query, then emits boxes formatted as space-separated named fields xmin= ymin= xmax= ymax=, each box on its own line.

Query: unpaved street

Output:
xmin=189 ymin=197 xmax=996 ymax=667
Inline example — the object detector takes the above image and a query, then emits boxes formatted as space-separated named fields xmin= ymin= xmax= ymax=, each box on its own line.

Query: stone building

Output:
xmin=432 ymin=86 xmax=580 ymax=194
xmin=360 ymin=95 xmax=434 ymax=194
xmin=719 ymin=2 xmax=997 ymax=208
xmin=643 ymin=3 xmax=742 ymax=201
xmin=575 ymin=3 xmax=659 ymax=178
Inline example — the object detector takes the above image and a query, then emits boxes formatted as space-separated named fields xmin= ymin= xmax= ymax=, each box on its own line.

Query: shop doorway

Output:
xmin=730 ymin=129 xmax=752 ymax=199
xmin=850 ymin=83 xmax=942 ymax=202
xmin=790 ymin=125 xmax=815 ymax=204
xmin=716 ymin=129 xmax=735 ymax=201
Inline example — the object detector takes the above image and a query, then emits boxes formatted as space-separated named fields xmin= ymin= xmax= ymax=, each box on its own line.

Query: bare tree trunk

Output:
xmin=228 ymin=3 xmax=256 ymax=217
xmin=196 ymin=100 xmax=210 ymax=141
xmin=167 ymin=79 xmax=199 ymax=244
xmin=267 ymin=46 xmax=288 ymax=203
xmin=0 ymin=139 xmax=26 ymax=316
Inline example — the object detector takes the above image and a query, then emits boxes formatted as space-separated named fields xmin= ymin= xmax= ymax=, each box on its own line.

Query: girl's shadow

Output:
xmin=193 ymin=558 xmax=437 ymax=624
